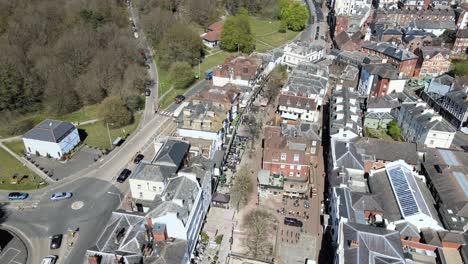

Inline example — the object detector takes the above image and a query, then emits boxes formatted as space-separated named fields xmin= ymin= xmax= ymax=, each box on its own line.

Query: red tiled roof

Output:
xmin=202 ymin=30 xmax=220 ymax=42
xmin=208 ymin=22 xmax=223 ymax=32
xmin=213 ymin=56 xmax=261 ymax=81
xmin=278 ymin=94 xmax=316 ymax=111
xmin=194 ymin=83 xmax=240 ymax=105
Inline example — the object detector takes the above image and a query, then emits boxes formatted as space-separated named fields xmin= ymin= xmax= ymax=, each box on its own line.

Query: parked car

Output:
xmin=41 ymin=255 xmax=57 ymax=264
xmin=8 ymin=192 xmax=28 ymax=200
xmin=50 ymin=234 xmax=63 ymax=249
xmin=145 ymin=89 xmax=151 ymax=96
xmin=304 ymin=200 xmax=310 ymax=209
xmin=133 ymin=154 xmax=144 ymax=164
xmin=284 ymin=217 xmax=303 ymax=227
xmin=50 ymin=192 xmax=72 ymax=201
xmin=175 ymin=95 xmax=185 ymax=104
xmin=117 ymin=169 xmax=132 ymax=183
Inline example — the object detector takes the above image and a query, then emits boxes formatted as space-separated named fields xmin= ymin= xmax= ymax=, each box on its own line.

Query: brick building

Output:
xmin=453 ymin=28 xmax=468 ymax=53
xmin=361 ymin=42 xmax=418 ymax=77
xmin=262 ymin=126 xmax=310 ymax=196
xmin=414 ymin=47 xmax=451 ymax=77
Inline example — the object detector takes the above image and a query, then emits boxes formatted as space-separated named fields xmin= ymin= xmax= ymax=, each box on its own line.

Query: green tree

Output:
xmin=263 ymin=64 xmax=287 ymax=100
xmin=158 ymin=23 xmax=204 ymax=68
xmin=387 ymin=121 xmax=401 ymax=141
xmin=282 ymin=1 xmax=309 ymax=31
xmin=230 ymin=165 xmax=254 ymax=210
xmin=220 ymin=11 xmax=255 ymax=53
xmin=243 ymin=209 xmax=275 ymax=259
xmin=97 ymin=96 xmax=132 ymax=128
xmin=169 ymin=62 xmax=195 ymax=89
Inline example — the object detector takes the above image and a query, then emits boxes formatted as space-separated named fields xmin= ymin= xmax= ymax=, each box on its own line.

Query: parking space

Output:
xmin=27 ymin=146 xmax=103 ymax=181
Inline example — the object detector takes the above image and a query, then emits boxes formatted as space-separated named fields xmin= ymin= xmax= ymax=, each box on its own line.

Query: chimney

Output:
xmin=146 ymin=218 xmax=153 ymax=229
xmin=153 ymin=223 xmax=168 ymax=241
xmin=88 ymin=256 xmax=101 ymax=264
xmin=349 ymin=240 xmax=360 ymax=248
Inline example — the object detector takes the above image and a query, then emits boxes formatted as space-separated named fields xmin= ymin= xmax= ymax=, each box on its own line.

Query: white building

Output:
xmin=397 ymin=102 xmax=456 ymax=148
xmin=22 ymin=119 xmax=80 ymax=159
xmin=329 ymin=85 xmax=362 ymax=141
xmin=130 ymin=139 xmax=190 ymax=202
xmin=282 ymin=41 xmax=325 ymax=68
xmin=278 ymin=94 xmax=319 ymax=122
xmin=334 ymin=0 xmax=371 ymax=16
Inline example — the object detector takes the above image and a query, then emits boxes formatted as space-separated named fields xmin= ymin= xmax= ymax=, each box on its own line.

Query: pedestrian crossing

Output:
xmin=158 ymin=111 xmax=173 ymax=117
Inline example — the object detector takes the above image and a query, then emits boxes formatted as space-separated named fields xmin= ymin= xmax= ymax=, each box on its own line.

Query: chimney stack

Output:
xmin=153 ymin=223 xmax=168 ymax=241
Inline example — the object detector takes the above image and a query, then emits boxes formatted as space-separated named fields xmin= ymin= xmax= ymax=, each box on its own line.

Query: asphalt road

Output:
xmin=127 ymin=1 xmax=159 ymax=126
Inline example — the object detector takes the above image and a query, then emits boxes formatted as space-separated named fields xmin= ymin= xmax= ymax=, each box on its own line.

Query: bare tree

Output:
xmin=243 ymin=209 xmax=275 ymax=259
xmin=230 ymin=165 xmax=254 ymax=210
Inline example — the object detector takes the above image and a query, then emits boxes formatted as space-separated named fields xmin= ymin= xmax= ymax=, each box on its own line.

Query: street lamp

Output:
xmin=106 ymin=191 xmax=122 ymax=204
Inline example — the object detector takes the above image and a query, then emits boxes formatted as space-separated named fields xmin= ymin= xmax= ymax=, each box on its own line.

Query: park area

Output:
xmin=0 ymin=147 xmax=46 ymax=190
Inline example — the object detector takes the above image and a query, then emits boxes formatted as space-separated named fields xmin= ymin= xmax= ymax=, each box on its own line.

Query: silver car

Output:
xmin=50 ymin=192 xmax=72 ymax=201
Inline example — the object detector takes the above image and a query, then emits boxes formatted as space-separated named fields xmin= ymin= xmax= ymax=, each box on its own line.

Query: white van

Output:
xmin=41 ymin=255 xmax=57 ymax=264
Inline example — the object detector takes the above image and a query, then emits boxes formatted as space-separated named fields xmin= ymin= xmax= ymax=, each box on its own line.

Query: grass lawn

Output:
xmin=197 ymin=50 xmax=236 ymax=76
xmin=156 ymin=60 xmax=174 ymax=98
xmin=0 ymin=147 xmax=47 ymax=190
xmin=4 ymin=140 xmax=25 ymax=156
xmin=365 ymin=128 xmax=395 ymax=141
xmin=56 ymin=104 xmax=99 ymax=123
xmin=78 ymin=115 xmax=141 ymax=149
xmin=251 ymin=17 xmax=300 ymax=52
xmin=452 ymin=59 xmax=468 ymax=77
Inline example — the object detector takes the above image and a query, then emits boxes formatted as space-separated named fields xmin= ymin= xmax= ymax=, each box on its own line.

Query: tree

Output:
xmin=263 ymin=65 xmax=287 ymax=101
xmin=230 ymin=165 xmax=254 ymax=210
xmin=189 ymin=0 xmax=219 ymax=27
xmin=97 ymin=96 xmax=132 ymax=128
xmin=387 ymin=121 xmax=401 ymax=141
xmin=220 ymin=11 xmax=255 ymax=53
xmin=169 ymin=62 xmax=195 ymax=89
xmin=281 ymin=1 xmax=309 ymax=31
xmin=243 ymin=209 xmax=275 ymax=259
xmin=158 ymin=23 xmax=204 ymax=68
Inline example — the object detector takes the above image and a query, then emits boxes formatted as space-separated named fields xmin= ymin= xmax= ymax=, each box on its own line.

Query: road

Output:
xmin=127 ymin=1 xmax=159 ymax=126
xmin=301 ymin=0 xmax=330 ymax=48
xmin=452 ymin=130 xmax=468 ymax=150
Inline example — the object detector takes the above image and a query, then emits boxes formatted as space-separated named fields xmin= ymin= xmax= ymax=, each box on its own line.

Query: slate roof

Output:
xmin=395 ymin=222 xmax=420 ymax=239
xmin=86 ymin=211 xmax=188 ymax=264
xmin=363 ymin=63 xmax=399 ymax=79
xmin=131 ymin=162 xmax=176 ymax=181
xmin=445 ymin=89 xmax=468 ymax=111
xmin=354 ymin=137 xmax=419 ymax=165
xmin=342 ymin=222 xmax=405 ymax=264
xmin=365 ymin=111 xmax=393 ymax=121
xmin=368 ymin=170 xmax=403 ymax=222
xmin=335 ymin=187 xmax=355 ymax=220
xmin=153 ymin=139 xmax=190 ymax=168
xmin=409 ymin=19 xmax=456 ymax=30
xmin=418 ymin=47 xmax=451 ymax=60
xmin=367 ymin=96 xmax=400 ymax=110
xmin=334 ymin=141 xmax=365 ymax=171
xmin=351 ymin=192 xmax=383 ymax=212
xmin=330 ymin=86 xmax=362 ymax=136
xmin=362 ymin=42 xmax=418 ymax=61
xmin=400 ymin=104 xmax=457 ymax=133
xmin=285 ymin=40 xmax=324 ymax=55
xmin=278 ymin=94 xmax=316 ymax=111
xmin=457 ymin=29 xmax=468 ymax=38
xmin=281 ymin=121 xmax=321 ymax=142
xmin=283 ymin=62 xmax=328 ymax=96
xmin=23 ymin=119 xmax=76 ymax=143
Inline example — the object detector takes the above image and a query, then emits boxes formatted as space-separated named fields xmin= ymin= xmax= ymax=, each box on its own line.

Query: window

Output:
xmin=293 ymin=154 xmax=300 ymax=162
xmin=290 ymin=165 xmax=294 ymax=170
xmin=289 ymin=172 xmax=294 ymax=177
xmin=281 ymin=153 xmax=287 ymax=160
xmin=452 ymin=217 xmax=458 ymax=222
xmin=139 ymin=192 xmax=143 ymax=198
xmin=153 ymin=186 xmax=157 ymax=191
xmin=447 ymin=209 xmax=453 ymax=214
xmin=429 ymin=140 xmax=434 ymax=145
xmin=281 ymin=164 xmax=286 ymax=169
xmin=137 ymin=185 xmax=142 ymax=189
xmin=297 ymin=165 xmax=302 ymax=170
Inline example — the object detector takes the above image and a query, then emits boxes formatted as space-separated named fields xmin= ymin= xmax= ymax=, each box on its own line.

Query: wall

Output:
xmin=387 ymin=79 xmax=406 ymax=94
xmin=357 ymin=68 xmax=373 ymax=96
xmin=423 ymin=129 xmax=455 ymax=148
xmin=364 ymin=118 xmax=380 ymax=129
xmin=23 ymin=138 xmax=62 ymax=158
xmin=213 ymin=76 xmax=229 ymax=87
xmin=129 ymin=178 xmax=165 ymax=201
xmin=153 ymin=213 xmax=187 ymax=240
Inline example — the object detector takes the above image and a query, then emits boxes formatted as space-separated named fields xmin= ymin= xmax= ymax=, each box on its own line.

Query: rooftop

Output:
xmin=213 ymin=56 xmax=261 ymax=81
xmin=362 ymin=42 xmax=418 ymax=61
xmin=330 ymin=86 xmax=362 ymax=136
xmin=178 ymin=100 xmax=230 ymax=133
xmin=284 ymin=40 xmax=324 ymax=56
xmin=363 ymin=63 xmax=400 ymax=79
xmin=354 ymin=137 xmax=420 ymax=165
xmin=23 ymin=119 xmax=76 ymax=143
xmin=409 ymin=19 xmax=456 ymax=30
xmin=282 ymin=62 xmax=328 ymax=97
xmin=367 ymin=96 xmax=400 ymax=110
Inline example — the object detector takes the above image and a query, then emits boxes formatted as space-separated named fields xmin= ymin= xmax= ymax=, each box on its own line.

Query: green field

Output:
xmin=156 ymin=59 xmax=174 ymax=98
xmin=3 ymin=140 xmax=26 ymax=156
xmin=0 ymin=146 xmax=47 ymax=190
xmin=251 ymin=18 xmax=299 ymax=52
xmin=78 ymin=115 xmax=141 ymax=149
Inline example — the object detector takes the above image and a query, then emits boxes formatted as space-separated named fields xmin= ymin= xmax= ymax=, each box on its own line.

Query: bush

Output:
xmin=215 ymin=234 xmax=223 ymax=244
xmin=278 ymin=20 xmax=287 ymax=33
xmin=169 ymin=62 xmax=195 ymax=90
xmin=97 ymin=96 xmax=133 ymax=128
xmin=201 ymin=231 xmax=209 ymax=243
xmin=387 ymin=121 xmax=401 ymax=141
xmin=124 ymin=95 xmax=145 ymax=112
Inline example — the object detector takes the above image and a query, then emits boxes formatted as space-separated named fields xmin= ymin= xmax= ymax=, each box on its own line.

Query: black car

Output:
xmin=284 ymin=217 xmax=303 ymax=227
xmin=50 ymin=234 xmax=63 ymax=249
xmin=117 ymin=169 xmax=132 ymax=183
xmin=175 ymin=95 xmax=186 ymax=104
xmin=145 ymin=89 xmax=151 ymax=96
xmin=133 ymin=154 xmax=144 ymax=164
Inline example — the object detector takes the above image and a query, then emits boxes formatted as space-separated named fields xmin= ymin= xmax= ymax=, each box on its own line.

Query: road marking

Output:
xmin=71 ymin=201 xmax=84 ymax=210
xmin=0 ymin=247 xmax=20 ymax=264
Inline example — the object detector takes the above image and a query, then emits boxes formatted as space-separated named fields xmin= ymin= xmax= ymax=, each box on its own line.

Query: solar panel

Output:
xmin=387 ymin=166 xmax=419 ymax=217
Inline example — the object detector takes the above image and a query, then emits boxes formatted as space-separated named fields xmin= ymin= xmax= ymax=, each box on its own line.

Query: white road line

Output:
xmin=0 ymin=248 xmax=20 ymax=264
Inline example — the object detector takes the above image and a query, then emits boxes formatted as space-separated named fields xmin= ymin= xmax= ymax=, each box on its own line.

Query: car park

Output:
xmin=133 ymin=154 xmax=144 ymax=164
xmin=117 ymin=169 xmax=132 ymax=183
xmin=50 ymin=192 xmax=72 ymax=201
xmin=8 ymin=192 xmax=28 ymax=200
xmin=41 ymin=255 xmax=57 ymax=264
xmin=284 ymin=217 xmax=303 ymax=227
xmin=175 ymin=95 xmax=185 ymax=104
xmin=50 ymin=234 xmax=63 ymax=249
